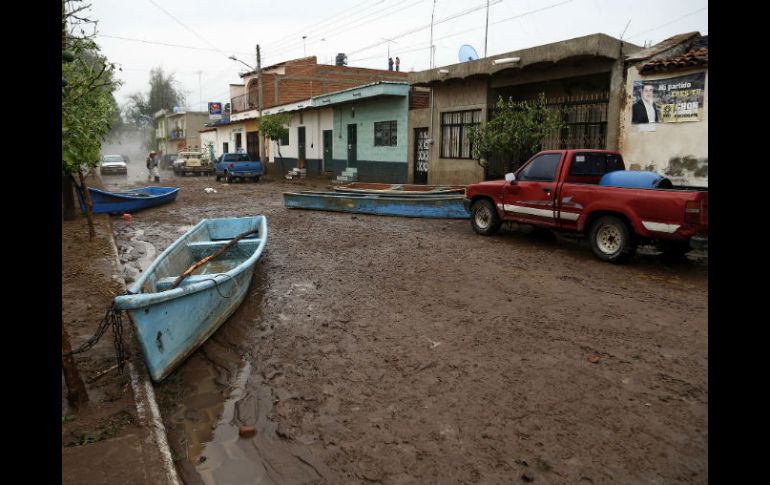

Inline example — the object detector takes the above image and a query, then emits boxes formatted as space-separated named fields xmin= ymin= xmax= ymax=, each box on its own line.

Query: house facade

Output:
xmin=408 ymin=34 xmax=642 ymax=185
xmin=619 ymin=33 xmax=708 ymax=187
xmin=154 ymin=109 xmax=210 ymax=155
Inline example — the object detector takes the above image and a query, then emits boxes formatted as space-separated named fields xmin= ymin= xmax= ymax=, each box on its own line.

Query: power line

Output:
xmin=263 ymin=0 xmax=421 ymax=64
xmin=145 ymin=0 xmax=229 ymax=57
xmin=626 ymin=6 xmax=707 ymax=40
xmin=97 ymin=34 xmax=253 ymax=56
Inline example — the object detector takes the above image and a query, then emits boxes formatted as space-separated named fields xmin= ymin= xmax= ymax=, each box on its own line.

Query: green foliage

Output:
xmin=467 ymin=94 xmax=566 ymax=168
xmin=205 ymin=141 xmax=216 ymax=162
xmin=62 ymin=3 xmax=121 ymax=175
xmin=124 ymin=67 xmax=186 ymax=128
xmin=260 ymin=113 xmax=291 ymax=142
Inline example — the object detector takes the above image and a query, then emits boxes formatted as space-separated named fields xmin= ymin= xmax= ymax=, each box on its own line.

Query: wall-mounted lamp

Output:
xmin=493 ymin=57 xmax=521 ymax=65
xmin=438 ymin=69 xmax=450 ymax=74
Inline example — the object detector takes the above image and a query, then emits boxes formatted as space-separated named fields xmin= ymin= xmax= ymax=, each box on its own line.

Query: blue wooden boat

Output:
xmin=113 ymin=216 xmax=268 ymax=382
xmin=334 ymin=182 xmax=465 ymax=196
xmin=284 ymin=191 xmax=470 ymax=219
xmin=76 ymin=186 xmax=180 ymax=214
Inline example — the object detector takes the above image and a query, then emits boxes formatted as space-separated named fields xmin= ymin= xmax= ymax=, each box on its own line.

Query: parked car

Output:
xmin=160 ymin=154 xmax=178 ymax=170
xmin=463 ymin=149 xmax=708 ymax=263
xmin=214 ymin=153 xmax=263 ymax=182
xmin=173 ymin=150 xmax=213 ymax=176
xmin=99 ymin=154 xmax=128 ymax=175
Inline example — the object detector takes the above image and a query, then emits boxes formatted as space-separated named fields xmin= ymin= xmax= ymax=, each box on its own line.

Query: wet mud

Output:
xmin=111 ymin=172 xmax=708 ymax=484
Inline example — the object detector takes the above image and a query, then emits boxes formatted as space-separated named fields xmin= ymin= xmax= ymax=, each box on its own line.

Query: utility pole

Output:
xmin=484 ymin=0 xmax=490 ymax=57
xmin=430 ymin=0 xmax=437 ymax=68
xmin=257 ymin=44 xmax=266 ymax=164
xmin=196 ymin=70 xmax=202 ymax=112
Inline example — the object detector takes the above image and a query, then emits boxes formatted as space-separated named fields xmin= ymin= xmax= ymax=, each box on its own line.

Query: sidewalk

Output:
xmin=62 ymin=211 xmax=179 ymax=485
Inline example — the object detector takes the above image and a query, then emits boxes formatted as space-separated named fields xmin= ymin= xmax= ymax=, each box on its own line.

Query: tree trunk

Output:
xmin=76 ymin=169 xmax=96 ymax=240
xmin=62 ymin=318 xmax=89 ymax=408
xmin=62 ymin=172 xmax=77 ymax=221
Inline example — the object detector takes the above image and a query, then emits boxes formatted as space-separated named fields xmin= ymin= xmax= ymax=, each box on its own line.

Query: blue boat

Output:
xmin=113 ymin=216 xmax=268 ymax=382
xmin=76 ymin=186 xmax=180 ymax=214
xmin=284 ymin=191 xmax=470 ymax=219
xmin=334 ymin=182 xmax=466 ymax=196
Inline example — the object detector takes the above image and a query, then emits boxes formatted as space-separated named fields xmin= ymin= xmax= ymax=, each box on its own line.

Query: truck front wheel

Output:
xmin=589 ymin=215 xmax=636 ymax=263
xmin=470 ymin=199 xmax=501 ymax=236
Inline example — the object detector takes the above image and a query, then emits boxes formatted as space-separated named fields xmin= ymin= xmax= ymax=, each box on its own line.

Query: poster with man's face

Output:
xmin=631 ymin=72 xmax=705 ymax=124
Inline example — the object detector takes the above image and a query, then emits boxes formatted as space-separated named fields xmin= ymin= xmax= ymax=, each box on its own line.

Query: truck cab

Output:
xmin=173 ymin=149 xmax=212 ymax=176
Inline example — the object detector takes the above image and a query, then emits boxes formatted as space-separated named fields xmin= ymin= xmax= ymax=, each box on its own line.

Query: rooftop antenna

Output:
xmin=620 ymin=18 xmax=631 ymax=39
xmin=459 ymin=45 xmax=480 ymax=63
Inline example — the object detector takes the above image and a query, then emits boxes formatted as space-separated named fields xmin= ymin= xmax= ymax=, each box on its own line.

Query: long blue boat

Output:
xmin=284 ymin=191 xmax=470 ymax=219
xmin=113 ymin=216 xmax=268 ymax=382
xmin=76 ymin=186 xmax=180 ymax=214
xmin=334 ymin=182 xmax=466 ymax=196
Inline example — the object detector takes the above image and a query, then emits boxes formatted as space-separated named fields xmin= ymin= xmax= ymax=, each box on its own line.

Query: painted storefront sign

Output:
xmin=209 ymin=102 xmax=223 ymax=120
xmin=632 ymin=73 xmax=705 ymax=124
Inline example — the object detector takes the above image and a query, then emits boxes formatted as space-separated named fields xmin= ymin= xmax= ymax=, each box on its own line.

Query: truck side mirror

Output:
xmin=505 ymin=173 xmax=516 ymax=184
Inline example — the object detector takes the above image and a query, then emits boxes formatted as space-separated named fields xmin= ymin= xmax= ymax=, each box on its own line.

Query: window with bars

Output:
xmin=440 ymin=110 xmax=481 ymax=158
xmin=374 ymin=120 xmax=398 ymax=146
xmin=279 ymin=132 xmax=289 ymax=146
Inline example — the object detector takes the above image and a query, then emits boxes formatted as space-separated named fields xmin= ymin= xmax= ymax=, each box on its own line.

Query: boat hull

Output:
xmin=77 ymin=186 xmax=180 ymax=214
xmin=284 ymin=191 xmax=470 ymax=219
xmin=114 ymin=216 xmax=267 ymax=382
xmin=334 ymin=182 xmax=465 ymax=195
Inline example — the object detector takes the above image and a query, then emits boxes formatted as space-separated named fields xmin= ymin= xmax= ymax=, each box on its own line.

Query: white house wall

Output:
xmin=620 ymin=66 xmax=708 ymax=187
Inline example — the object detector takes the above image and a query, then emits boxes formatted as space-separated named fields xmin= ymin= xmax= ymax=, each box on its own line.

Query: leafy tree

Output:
xmin=62 ymin=0 xmax=121 ymax=237
xmin=124 ymin=67 xmax=186 ymax=149
xmin=259 ymin=113 xmax=291 ymax=160
xmin=467 ymin=94 xmax=566 ymax=177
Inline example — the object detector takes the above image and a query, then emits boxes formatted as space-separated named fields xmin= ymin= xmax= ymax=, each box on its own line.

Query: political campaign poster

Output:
xmin=631 ymin=73 xmax=705 ymax=124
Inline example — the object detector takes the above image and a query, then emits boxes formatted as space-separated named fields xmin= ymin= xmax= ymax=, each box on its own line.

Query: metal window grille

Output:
xmin=374 ymin=121 xmax=398 ymax=147
xmin=540 ymin=92 xmax=609 ymax=150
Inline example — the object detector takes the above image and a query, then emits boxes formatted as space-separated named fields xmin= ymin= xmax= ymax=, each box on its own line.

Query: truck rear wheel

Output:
xmin=589 ymin=215 xmax=636 ymax=263
xmin=470 ymin=199 xmax=501 ymax=236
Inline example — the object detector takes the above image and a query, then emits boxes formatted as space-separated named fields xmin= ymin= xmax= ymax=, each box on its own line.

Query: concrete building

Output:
xmin=620 ymin=33 xmax=708 ymax=187
xmin=154 ymin=109 xmax=210 ymax=155
xmin=408 ymin=34 xmax=642 ymax=185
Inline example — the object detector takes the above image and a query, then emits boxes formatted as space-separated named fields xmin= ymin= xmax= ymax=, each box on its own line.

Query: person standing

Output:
xmin=152 ymin=152 xmax=160 ymax=182
xmin=146 ymin=151 xmax=155 ymax=181
xmin=632 ymin=83 xmax=659 ymax=123
xmin=395 ymin=56 xmax=400 ymax=72
xmin=388 ymin=57 xmax=394 ymax=71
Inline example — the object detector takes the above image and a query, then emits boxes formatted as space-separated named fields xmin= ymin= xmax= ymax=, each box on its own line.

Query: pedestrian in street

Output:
xmin=395 ymin=56 xmax=400 ymax=71
xmin=152 ymin=153 xmax=160 ymax=182
xmin=146 ymin=151 xmax=155 ymax=181
xmin=388 ymin=57 xmax=393 ymax=71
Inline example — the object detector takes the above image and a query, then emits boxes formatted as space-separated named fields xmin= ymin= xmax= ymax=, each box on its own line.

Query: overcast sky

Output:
xmin=84 ymin=0 xmax=708 ymax=113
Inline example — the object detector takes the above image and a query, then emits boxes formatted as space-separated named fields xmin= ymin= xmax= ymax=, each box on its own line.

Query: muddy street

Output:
xmin=109 ymin=172 xmax=707 ymax=485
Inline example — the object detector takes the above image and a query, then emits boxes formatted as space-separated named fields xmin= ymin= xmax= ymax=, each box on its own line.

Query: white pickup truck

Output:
xmin=173 ymin=150 xmax=213 ymax=176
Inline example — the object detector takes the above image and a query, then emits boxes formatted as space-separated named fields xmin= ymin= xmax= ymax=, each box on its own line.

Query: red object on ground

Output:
xmin=239 ymin=426 xmax=256 ymax=438
xmin=122 ymin=213 xmax=131 ymax=223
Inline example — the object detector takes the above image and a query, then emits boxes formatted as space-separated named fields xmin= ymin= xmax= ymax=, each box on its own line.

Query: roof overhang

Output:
xmin=311 ymin=82 xmax=409 ymax=107
xmin=409 ymin=33 xmax=640 ymax=87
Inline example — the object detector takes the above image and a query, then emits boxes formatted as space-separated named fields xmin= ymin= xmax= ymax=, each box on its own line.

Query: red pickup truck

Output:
xmin=463 ymin=149 xmax=708 ymax=263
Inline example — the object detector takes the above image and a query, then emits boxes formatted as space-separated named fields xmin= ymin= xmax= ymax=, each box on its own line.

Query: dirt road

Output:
xmin=109 ymin=172 xmax=707 ymax=484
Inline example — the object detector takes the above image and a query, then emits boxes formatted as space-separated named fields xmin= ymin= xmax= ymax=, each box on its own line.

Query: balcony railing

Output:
xmin=169 ymin=129 xmax=186 ymax=140
xmin=231 ymin=92 xmax=259 ymax=113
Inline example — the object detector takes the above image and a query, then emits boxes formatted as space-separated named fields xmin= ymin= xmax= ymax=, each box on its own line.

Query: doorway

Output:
xmin=347 ymin=124 xmax=357 ymax=167
xmin=414 ymin=128 xmax=429 ymax=184
xmin=323 ymin=130 xmax=332 ymax=171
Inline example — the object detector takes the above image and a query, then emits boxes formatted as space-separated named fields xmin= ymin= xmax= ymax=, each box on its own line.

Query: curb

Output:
xmin=105 ymin=215 xmax=182 ymax=485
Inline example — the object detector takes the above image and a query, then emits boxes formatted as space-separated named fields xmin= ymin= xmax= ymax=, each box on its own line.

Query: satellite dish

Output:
xmin=459 ymin=45 xmax=479 ymax=62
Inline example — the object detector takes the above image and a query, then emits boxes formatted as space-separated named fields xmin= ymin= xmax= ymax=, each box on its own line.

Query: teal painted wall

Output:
xmin=332 ymin=96 xmax=408 ymax=164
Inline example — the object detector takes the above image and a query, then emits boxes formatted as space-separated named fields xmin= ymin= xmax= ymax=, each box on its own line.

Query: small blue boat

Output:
xmin=77 ymin=186 xmax=180 ymax=214
xmin=334 ymin=182 xmax=466 ymax=196
xmin=113 ymin=216 xmax=268 ymax=382
xmin=284 ymin=191 xmax=470 ymax=219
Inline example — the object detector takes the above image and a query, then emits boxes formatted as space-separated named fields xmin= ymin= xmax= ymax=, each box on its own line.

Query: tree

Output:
xmin=62 ymin=0 xmax=121 ymax=237
xmin=124 ymin=67 xmax=187 ymax=149
xmin=259 ymin=113 xmax=291 ymax=161
xmin=467 ymin=94 xmax=566 ymax=178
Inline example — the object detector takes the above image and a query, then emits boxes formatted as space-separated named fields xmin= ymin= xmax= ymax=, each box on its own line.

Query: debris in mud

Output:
xmin=587 ymin=354 xmax=601 ymax=364
xmin=239 ymin=425 xmax=256 ymax=438
xmin=521 ymin=471 xmax=535 ymax=482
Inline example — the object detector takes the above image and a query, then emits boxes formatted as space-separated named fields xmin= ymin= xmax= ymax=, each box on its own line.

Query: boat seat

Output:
xmin=155 ymin=274 xmax=217 ymax=292
xmin=186 ymin=239 xmax=261 ymax=260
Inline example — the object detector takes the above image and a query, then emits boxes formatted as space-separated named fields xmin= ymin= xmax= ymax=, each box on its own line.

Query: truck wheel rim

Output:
xmin=475 ymin=207 xmax=490 ymax=228
xmin=597 ymin=225 xmax=622 ymax=254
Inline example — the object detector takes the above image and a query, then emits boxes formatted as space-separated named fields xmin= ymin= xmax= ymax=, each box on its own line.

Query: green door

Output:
xmin=298 ymin=126 xmax=306 ymax=163
xmin=347 ymin=124 xmax=357 ymax=167
xmin=323 ymin=130 xmax=332 ymax=171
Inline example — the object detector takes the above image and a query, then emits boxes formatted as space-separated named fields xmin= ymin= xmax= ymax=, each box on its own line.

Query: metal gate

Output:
xmin=541 ymin=92 xmax=609 ymax=150
xmin=414 ymin=128 xmax=429 ymax=184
